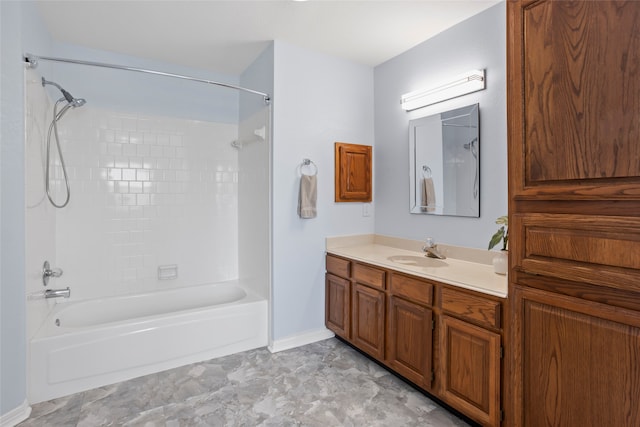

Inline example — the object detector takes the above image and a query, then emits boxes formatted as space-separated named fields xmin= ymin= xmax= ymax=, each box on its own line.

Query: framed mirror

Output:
xmin=409 ymin=103 xmax=479 ymax=217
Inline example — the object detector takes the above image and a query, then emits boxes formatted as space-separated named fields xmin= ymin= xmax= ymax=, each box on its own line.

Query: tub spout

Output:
xmin=45 ymin=287 xmax=70 ymax=299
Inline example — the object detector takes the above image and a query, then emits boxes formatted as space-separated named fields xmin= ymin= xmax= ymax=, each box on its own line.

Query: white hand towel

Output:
xmin=298 ymin=174 xmax=317 ymax=219
xmin=421 ymin=177 xmax=436 ymax=212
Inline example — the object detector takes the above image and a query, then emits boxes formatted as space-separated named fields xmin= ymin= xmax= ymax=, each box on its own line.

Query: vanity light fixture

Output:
xmin=401 ymin=69 xmax=485 ymax=111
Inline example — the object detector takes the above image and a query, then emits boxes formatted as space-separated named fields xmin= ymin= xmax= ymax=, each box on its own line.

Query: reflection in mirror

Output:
xmin=409 ymin=103 xmax=479 ymax=217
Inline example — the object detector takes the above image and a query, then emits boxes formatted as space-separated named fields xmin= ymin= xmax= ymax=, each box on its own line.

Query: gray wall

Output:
xmin=271 ymin=40 xmax=374 ymax=341
xmin=373 ymin=2 xmax=507 ymax=249
xmin=240 ymin=43 xmax=274 ymax=121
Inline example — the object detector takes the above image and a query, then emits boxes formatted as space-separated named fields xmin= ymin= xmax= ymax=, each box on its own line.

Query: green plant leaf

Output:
xmin=495 ymin=215 xmax=508 ymax=226
xmin=488 ymin=226 xmax=505 ymax=250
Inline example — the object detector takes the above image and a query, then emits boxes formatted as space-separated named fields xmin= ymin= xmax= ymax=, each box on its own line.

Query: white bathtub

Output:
xmin=29 ymin=281 xmax=268 ymax=403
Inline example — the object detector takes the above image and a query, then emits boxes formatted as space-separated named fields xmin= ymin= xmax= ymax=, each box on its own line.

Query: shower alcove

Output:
xmin=24 ymin=51 xmax=272 ymax=402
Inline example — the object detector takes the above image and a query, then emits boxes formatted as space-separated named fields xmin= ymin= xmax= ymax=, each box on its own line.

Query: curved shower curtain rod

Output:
xmin=24 ymin=53 xmax=271 ymax=104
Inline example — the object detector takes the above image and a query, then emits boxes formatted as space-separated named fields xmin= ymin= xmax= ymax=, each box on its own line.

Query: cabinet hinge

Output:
xmin=431 ymin=319 xmax=435 ymax=330
xmin=500 ymin=409 xmax=505 ymax=422
xmin=500 ymin=346 xmax=504 ymax=359
xmin=430 ymin=371 xmax=435 ymax=382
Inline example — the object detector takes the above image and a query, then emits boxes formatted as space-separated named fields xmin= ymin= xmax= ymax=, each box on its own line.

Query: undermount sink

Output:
xmin=387 ymin=255 xmax=448 ymax=268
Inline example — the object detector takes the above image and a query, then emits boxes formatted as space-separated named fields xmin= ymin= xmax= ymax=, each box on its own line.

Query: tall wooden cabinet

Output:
xmin=507 ymin=1 xmax=640 ymax=425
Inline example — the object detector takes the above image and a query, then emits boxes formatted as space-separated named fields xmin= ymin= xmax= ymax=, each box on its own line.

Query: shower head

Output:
xmin=463 ymin=137 xmax=478 ymax=160
xmin=42 ymin=77 xmax=86 ymax=108
xmin=71 ymin=98 xmax=86 ymax=108
xmin=463 ymin=137 xmax=478 ymax=151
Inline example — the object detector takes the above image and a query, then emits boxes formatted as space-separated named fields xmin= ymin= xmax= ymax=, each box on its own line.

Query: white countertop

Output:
xmin=326 ymin=235 xmax=508 ymax=298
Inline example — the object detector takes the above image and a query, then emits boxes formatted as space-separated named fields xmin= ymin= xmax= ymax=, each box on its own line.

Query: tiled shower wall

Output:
xmin=57 ymin=108 xmax=239 ymax=300
xmin=26 ymin=75 xmax=242 ymax=311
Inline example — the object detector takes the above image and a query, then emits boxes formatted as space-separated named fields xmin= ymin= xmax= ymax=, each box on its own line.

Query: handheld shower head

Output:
xmin=71 ymin=98 xmax=86 ymax=108
xmin=42 ymin=77 xmax=86 ymax=108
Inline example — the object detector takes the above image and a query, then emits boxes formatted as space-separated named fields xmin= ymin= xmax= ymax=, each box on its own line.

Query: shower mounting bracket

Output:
xmin=24 ymin=54 xmax=38 ymax=68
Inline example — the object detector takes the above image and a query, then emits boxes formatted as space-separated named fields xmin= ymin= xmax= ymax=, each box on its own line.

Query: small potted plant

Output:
xmin=488 ymin=215 xmax=508 ymax=274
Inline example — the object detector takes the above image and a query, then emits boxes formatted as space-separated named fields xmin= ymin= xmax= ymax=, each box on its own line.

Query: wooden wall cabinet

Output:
xmin=507 ymin=1 xmax=640 ymax=425
xmin=334 ymin=142 xmax=372 ymax=202
xmin=325 ymin=254 xmax=505 ymax=426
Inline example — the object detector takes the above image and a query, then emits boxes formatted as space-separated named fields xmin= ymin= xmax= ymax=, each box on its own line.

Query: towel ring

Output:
xmin=422 ymin=165 xmax=432 ymax=178
xmin=300 ymin=158 xmax=318 ymax=176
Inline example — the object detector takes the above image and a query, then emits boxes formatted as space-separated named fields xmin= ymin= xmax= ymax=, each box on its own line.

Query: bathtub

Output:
xmin=29 ymin=280 xmax=268 ymax=403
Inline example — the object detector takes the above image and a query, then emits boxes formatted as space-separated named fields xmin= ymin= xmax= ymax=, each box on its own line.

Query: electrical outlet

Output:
xmin=362 ymin=203 xmax=372 ymax=217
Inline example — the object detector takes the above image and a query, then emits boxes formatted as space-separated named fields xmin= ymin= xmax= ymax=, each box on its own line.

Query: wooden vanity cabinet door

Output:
xmin=440 ymin=315 xmax=501 ymax=427
xmin=326 ymin=254 xmax=350 ymax=279
xmin=325 ymin=273 xmax=350 ymax=339
xmin=387 ymin=296 xmax=433 ymax=388
xmin=351 ymin=283 xmax=385 ymax=359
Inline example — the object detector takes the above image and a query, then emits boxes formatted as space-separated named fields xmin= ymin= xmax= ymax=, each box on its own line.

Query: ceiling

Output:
xmin=36 ymin=0 xmax=501 ymax=75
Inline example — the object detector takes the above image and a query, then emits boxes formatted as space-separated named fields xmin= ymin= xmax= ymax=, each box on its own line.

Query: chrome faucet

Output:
xmin=422 ymin=237 xmax=446 ymax=259
xmin=44 ymin=287 xmax=70 ymax=299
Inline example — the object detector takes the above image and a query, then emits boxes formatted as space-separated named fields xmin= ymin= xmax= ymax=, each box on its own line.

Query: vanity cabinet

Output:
xmin=440 ymin=287 xmax=502 ymax=426
xmin=351 ymin=263 xmax=386 ymax=358
xmin=325 ymin=254 xmax=505 ymax=426
xmin=387 ymin=295 xmax=433 ymax=388
xmin=325 ymin=274 xmax=350 ymax=339
xmin=387 ymin=272 xmax=435 ymax=388
xmin=352 ymin=283 xmax=385 ymax=359
xmin=325 ymin=255 xmax=352 ymax=339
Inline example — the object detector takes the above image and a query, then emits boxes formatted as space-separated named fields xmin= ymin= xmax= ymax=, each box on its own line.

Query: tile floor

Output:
xmin=19 ymin=338 xmax=471 ymax=426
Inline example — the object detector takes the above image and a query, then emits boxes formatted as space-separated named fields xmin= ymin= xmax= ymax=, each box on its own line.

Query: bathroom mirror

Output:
xmin=409 ymin=103 xmax=479 ymax=217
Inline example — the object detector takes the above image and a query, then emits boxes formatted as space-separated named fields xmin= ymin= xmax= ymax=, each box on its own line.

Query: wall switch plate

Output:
xmin=362 ymin=203 xmax=372 ymax=217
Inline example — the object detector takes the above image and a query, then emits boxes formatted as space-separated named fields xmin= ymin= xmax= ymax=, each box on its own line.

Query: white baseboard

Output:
xmin=268 ymin=328 xmax=335 ymax=353
xmin=0 ymin=399 xmax=31 ymax=427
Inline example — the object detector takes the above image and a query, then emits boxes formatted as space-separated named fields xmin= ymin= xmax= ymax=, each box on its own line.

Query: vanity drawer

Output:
xmin=326 ymin=254 xmax=351 ymax=278
xmin=441 ymin=287 xmax=501 ymax=330
xmin=353 ymin=263 xmax=386 ymax=290
xmin=390 ymin=273 xmax=433 ymax=306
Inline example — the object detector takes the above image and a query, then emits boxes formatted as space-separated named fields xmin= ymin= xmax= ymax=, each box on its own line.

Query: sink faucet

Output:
xmin=44 ymin=287 xmax=70 ymax=299
xmin=422 ymin=238 xmax=446 ymax=259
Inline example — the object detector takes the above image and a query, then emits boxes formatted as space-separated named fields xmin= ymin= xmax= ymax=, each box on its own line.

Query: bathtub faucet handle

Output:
xmin=43 ymin=260 xmax=63 ymax=287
